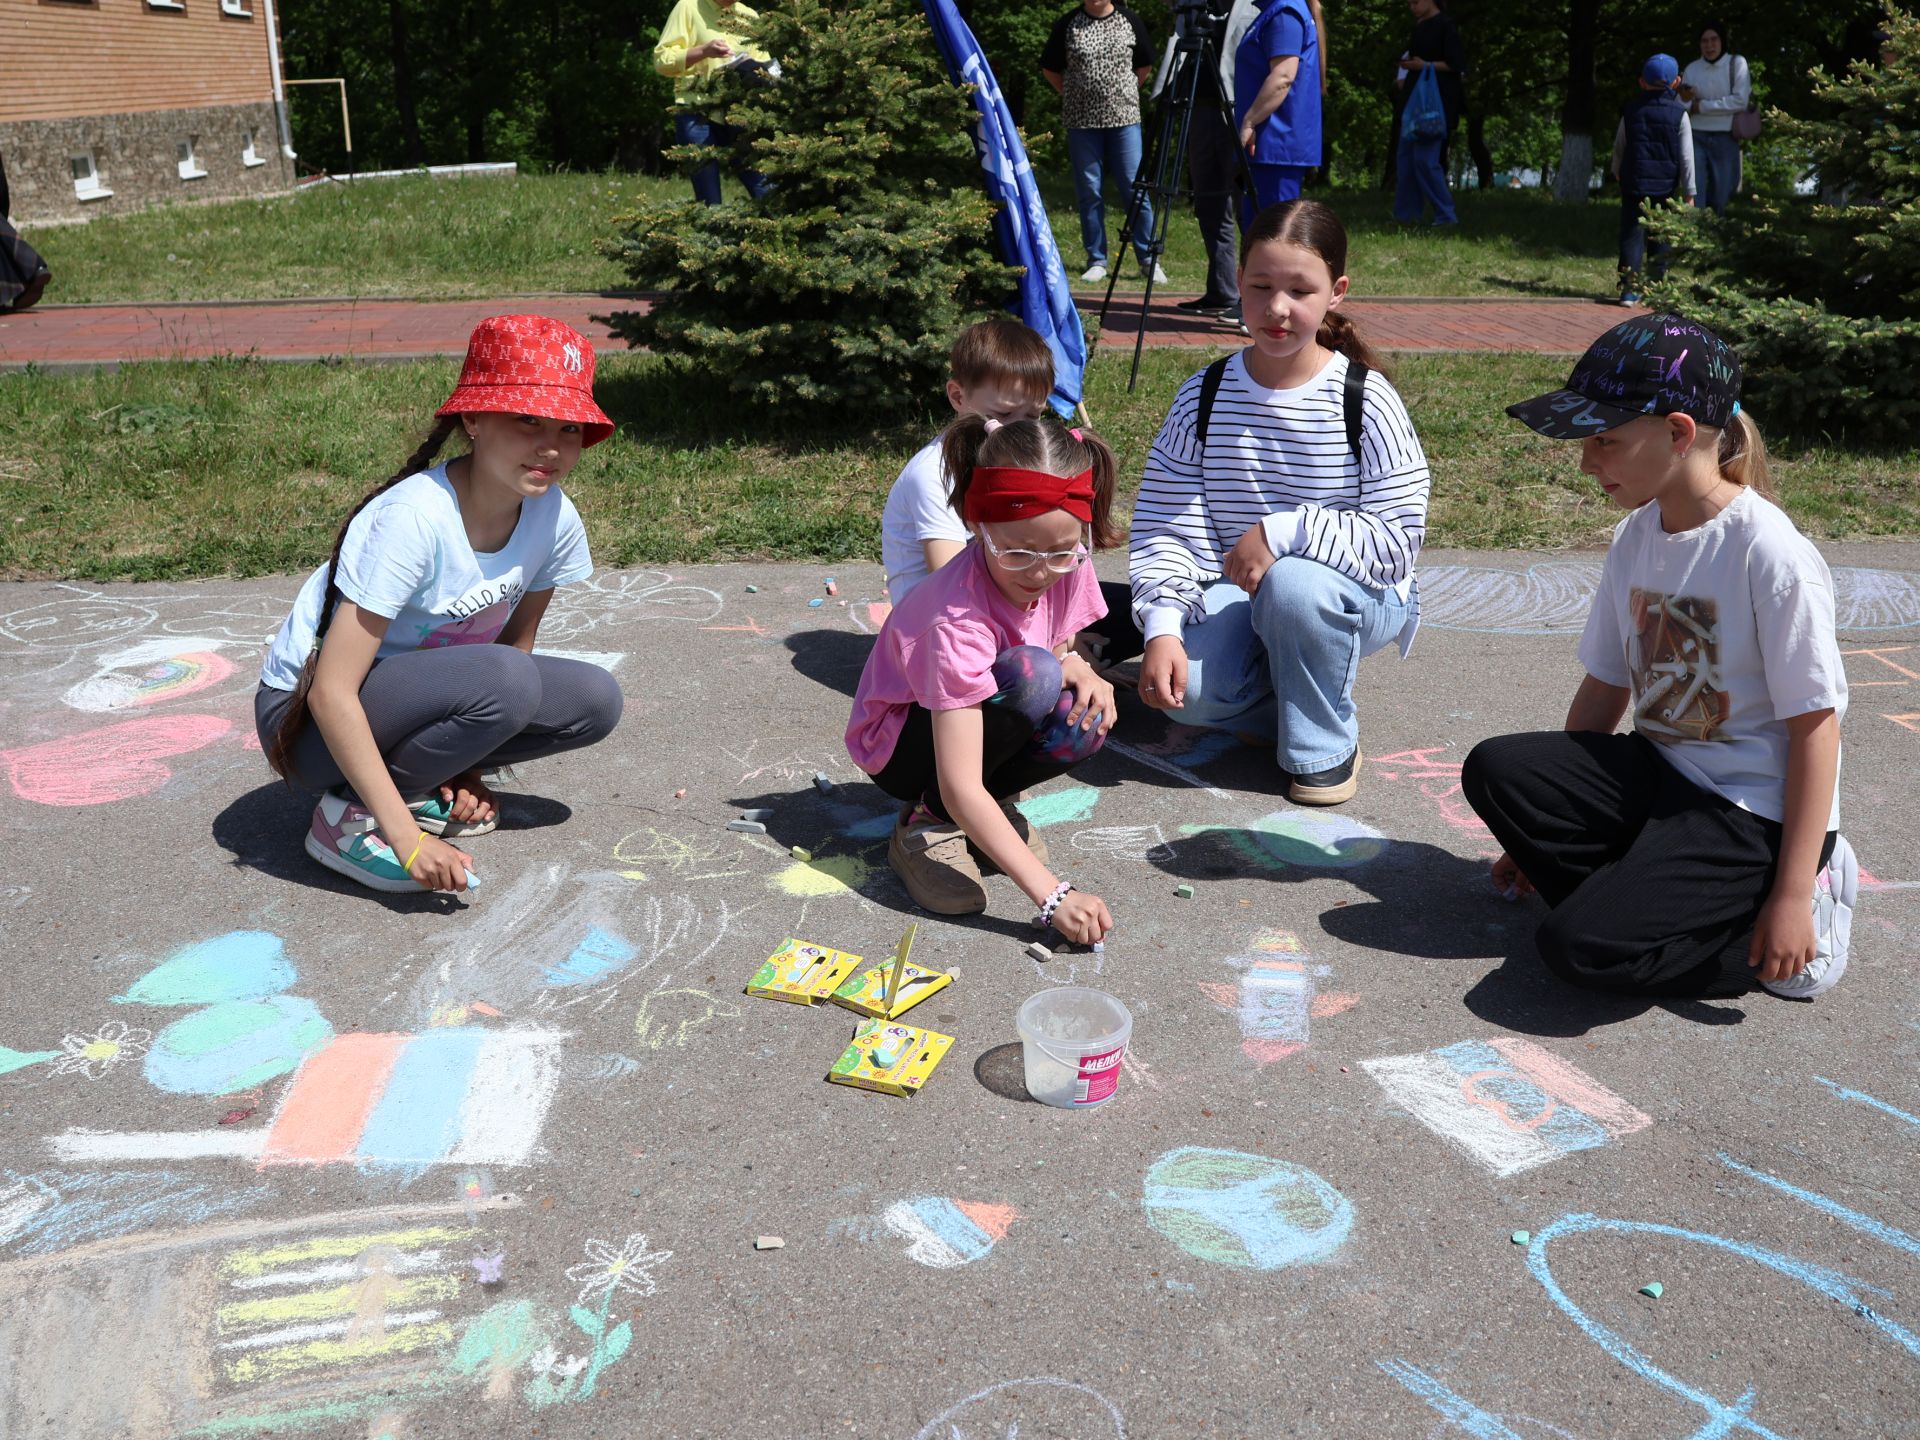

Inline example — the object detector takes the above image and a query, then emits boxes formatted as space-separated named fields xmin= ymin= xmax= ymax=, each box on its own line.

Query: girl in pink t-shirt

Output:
xmin=847 ymin=415 xmax=1124 ymax=943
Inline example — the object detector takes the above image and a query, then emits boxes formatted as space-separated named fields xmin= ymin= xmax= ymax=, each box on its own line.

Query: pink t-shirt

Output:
xmin=846 ymin=542 xmax=1107 ymax=772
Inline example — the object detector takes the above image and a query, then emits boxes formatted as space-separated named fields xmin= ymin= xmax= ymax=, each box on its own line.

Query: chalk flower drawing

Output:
xmin=566 ymin=1232 xmax=674 ymax=1305
xmin=527 ymin=1345 xmax=590 ymax=1381
xmin=52 ymin=1020 xmax=150 ymax=1079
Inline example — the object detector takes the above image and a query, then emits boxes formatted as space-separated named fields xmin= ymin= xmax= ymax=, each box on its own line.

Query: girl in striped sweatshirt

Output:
xmin=1131 ymin=200 xmax=1431 ymax=805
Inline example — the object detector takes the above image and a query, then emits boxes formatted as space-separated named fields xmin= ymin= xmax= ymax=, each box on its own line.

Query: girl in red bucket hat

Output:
xmin=253 ymin=314 xmax=623 ymax=896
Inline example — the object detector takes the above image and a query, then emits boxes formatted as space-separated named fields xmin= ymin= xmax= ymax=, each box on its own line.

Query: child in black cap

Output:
xmin=1461 ymin=314 xmax=1855 ymax=1001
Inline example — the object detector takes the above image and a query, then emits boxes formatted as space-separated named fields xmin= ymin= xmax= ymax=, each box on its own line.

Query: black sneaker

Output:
xmin=1287 ymin=749 xmax=1361 ymax=806
xmin=1176 ymin=294 xmax=1235 ymax=315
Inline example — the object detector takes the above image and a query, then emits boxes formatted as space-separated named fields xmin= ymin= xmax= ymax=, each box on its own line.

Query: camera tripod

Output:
xmin=1098 ymin=0 xmax=1251 ymax=392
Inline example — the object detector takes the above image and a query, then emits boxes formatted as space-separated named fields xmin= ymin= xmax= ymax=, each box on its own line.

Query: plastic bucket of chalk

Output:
xmin=1016 ymin=986 xmax=1132 ymax=1109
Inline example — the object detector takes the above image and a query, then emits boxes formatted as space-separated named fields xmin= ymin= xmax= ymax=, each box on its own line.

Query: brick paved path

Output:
xmin=0 ymin=291 xmax=1632 ymax=369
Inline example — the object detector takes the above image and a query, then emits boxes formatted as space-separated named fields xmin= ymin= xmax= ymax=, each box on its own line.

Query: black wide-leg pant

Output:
xmin=1461 ymin=730 xmax=1833 ymax=999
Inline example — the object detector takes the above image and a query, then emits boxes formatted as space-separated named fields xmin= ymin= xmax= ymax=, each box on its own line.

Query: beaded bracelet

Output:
xmin=1037 ymin=880 xmax=1073 ymax=928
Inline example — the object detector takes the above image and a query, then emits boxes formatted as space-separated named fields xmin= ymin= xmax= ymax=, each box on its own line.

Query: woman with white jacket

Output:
xmin=1679 ymin=20 xmax=1751 ymax=214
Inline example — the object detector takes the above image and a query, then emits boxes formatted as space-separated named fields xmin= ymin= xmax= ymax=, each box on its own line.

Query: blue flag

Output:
xmin=921 ymin=0 xmax=1088 ymax=416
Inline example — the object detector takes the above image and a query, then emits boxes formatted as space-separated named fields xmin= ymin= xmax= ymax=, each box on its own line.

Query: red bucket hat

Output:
xmin=436 ymin=314 xmax=615 ymax=447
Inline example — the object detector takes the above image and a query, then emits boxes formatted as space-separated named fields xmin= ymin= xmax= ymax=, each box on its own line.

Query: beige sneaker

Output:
xmin=973 ymin=797 xmax=1050 ymax=874
xmin=889 ymin=808 xmax=988 ymax=914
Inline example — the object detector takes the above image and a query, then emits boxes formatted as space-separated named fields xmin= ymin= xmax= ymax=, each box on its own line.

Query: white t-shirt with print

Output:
xmin=260 ymin=465 xmax=593 ymax=690
xmin=1577 ymin=487 xmax=1846 ymax=826
xmin=880 ymin=438 xmax=970 ymax=607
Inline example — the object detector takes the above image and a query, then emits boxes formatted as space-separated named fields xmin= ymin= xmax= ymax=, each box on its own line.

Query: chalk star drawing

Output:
xmin=1140 ymin=1147 xmax=1353 ymax=1270
xmin=879 ymin=1197 xmax=1021 ymax=1268
xmin=1362 ymin=1038 xmax=1651 ymax=1177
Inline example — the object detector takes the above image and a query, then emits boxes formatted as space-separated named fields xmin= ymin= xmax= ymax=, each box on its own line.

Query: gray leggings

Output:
xmin=254 ymin=645 xmax=623 ymax=795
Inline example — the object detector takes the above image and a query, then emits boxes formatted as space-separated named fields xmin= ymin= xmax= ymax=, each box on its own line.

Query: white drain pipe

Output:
xmin=260 ymin=0 xmax=297 ymax=160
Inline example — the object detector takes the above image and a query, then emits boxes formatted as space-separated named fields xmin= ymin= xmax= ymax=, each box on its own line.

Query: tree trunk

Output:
xmin=1465 ymin=107 xmax=1492 ymax=190
xmin=1553 ymin=0 xmax=1600 ymax=202
xmin=387 ymin=0 xmax=427 ymax=167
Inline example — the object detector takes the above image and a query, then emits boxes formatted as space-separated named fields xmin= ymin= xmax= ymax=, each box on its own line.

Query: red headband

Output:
xmin=962 ymin=466 xmax=1095 ymax=525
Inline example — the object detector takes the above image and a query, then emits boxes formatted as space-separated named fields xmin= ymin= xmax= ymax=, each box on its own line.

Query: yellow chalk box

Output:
xmin=747 ymin=939 xmax=864 ymax=1006
xmin=827 ymin=1019 xmax=955 ymax=1096
xmin=831 ymin=960 xmax=953 ymax=1020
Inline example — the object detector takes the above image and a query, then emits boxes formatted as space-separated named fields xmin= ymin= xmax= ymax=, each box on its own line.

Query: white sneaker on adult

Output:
xmin=1150 ymin=262 xmax=1170 ymax=284
xmin=1765 ymin=834 xmax=1858 ymax=998
xmin=1080 ymin=263 xmax=1109 ymax=283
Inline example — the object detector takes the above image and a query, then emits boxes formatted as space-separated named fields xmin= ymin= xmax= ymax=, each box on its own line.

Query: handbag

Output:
xmin=1402 ymin=66 xmax=1447 ymax=142
xmin=1731 ymin=103 xmax=1762 ymax=141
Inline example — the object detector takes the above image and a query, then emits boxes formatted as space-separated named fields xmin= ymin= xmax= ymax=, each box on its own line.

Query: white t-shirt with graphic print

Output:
xmin=1577 ymin=486 xmax=1846 ymax=826
xmin=259 ymin=464 xmax=593 ymax=690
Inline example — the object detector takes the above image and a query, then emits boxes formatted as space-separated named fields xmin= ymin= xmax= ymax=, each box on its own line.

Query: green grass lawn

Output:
xmin=4 ymin=347 xmax=1912 ymax=582
xmin=28 ymin=170 xmax=1619 ymax=305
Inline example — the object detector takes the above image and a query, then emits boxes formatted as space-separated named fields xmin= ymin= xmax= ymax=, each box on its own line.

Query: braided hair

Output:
xmin=265 ymin=416 xmax=463 ymax=780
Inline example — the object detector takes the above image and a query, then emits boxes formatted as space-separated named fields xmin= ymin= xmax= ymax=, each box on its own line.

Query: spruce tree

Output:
xmin=601 ymin=0 xmax=1019 ymax=417
xmin=1649 ymin=6 xmax=1920 ymax=444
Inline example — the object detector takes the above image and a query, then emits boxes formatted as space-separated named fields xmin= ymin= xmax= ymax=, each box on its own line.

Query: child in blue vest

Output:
xmin=1611 ymin=54 xmax=1696 ymax=305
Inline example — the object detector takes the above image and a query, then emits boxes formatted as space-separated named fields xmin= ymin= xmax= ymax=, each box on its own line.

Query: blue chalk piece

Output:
xmin=544 ymin=925 xmax=639 ymax=987
xmin=465 ymin=869 xmax=482 ymax=891
xmin=740 ymin=808 xmax=775 ymax=822
xmin=726 ymin=819 xmax=767 ymax=834
xmin=808 ymin=598 xmax=825 ymax=608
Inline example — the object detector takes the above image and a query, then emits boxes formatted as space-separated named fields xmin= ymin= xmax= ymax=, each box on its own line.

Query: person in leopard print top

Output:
xmin=1041 ymin=0 xmax=1167 ymax=285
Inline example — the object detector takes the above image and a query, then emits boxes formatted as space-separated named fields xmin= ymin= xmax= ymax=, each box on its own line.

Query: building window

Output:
xmin=177 ymin=138 xmax=208 ymax=181
xmin=146 ymin=0 xmax=186 ymax=10
xmin=71 ymin=152 xmax=112 ymax=202
xmin=241 ymin=128 xmax=266 ymax=167
xmin=220 ymin=0 xmax=252 ymax=14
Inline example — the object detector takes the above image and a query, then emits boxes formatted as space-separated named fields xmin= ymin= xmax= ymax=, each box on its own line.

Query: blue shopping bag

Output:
xmin=1402 ymin=66 xmax=1447 ymax=142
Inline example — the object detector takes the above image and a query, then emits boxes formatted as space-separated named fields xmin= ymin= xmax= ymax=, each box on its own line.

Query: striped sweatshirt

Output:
xmin=1130 ymin=350 xmax=1431 ymax=653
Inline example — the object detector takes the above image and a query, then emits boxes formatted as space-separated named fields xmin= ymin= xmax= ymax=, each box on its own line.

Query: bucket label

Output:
xmin=1077 ymin=1044 xmax=1126 ymax=1105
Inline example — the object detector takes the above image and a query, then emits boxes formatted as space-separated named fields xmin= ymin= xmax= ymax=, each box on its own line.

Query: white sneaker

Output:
xmin=1080 ymin=263 xmax=1108 ymax=283
xmin=1765 ymin=835 xmax=1858 ymax=998
xmin=1150 ymin=262 xmax=1170 ymax=284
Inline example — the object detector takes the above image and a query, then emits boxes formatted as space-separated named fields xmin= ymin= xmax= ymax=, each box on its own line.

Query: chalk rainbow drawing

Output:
xmin=1177 ymin=810 xmax=1389 ymax=869
xmin=879 ymin=1197 xmax=1021 ymax=1269
xmin=911 ymin=1377 xmax=1127 ymax=1440
xmin=51 ymin=1026 xmax=565 ymax=1171
xmin=61 ymin=637 xmax=236 ymax=713
xmin=1140 ymin=1147 xmax=1353 ymax=1270
xmin=2 ymin=713 xmax=232 ymax=805
xmin=1197 ymin=930 xmax=1356 ymax=1065
xmin=1361 ymin=1038 xmax=1651 ymax=1177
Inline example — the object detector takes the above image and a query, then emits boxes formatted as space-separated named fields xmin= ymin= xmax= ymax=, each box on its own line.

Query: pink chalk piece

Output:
xmin=2 ymin=714 xmax=232 ymax=806
xmin=1490 ymin=1038 xmax=1652 ymax=1137
xmin=1308 ymin=992 xmax=1361 ymax=1019
xmin=1241 ymin=1038 xmax=1306 ymax=1066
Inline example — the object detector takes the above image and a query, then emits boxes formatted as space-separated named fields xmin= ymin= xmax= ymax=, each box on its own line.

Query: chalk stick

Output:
xmin=1174 ymin=884 xmax=1194 ymax=899
xmin=740 ymin=807 xmax=774 ymax=821
xmin=1025 ymin=941 xmax=1053 ymax=962
xmin=726 ymin=820 xmax=767 ymax=833
xmin=813 ymin=771 xmax=833 ymax=792
xmin=745 ymin=584 xmax=759 ymax=593
xmin=1638 ymin=1281 xmax=1663 ymax=1299
xmin=465 ymin=869 xmax=482 ymax=891
xmin=754 ymin=1235 xmax=785 ymax=1250
xmin=1510 ymin=1230 xmax=1530 ymax=1245
xmin=790 ymin=845 xmax=812 ymax=861
xmin=824 ymin=580 xmax=838 ymax=596
xmin=808 ymin=598 xmax=825 ymax=608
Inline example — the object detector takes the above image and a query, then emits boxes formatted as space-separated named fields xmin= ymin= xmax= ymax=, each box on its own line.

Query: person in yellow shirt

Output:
xmin=654 ymin=0 xmax=775 ymax=205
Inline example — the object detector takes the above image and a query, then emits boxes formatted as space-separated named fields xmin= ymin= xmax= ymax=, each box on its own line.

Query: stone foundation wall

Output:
xmin=2 ymin=101 xmax=294 ymax=225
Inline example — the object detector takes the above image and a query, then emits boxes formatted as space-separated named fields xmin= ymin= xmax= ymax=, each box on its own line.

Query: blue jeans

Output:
xmin=1241 ymin=163 xmax=1307 ymax=230
xmin=1393 ymin=135 xmax=1457 ymax=224
xmin=1618 ymin=191 xmax=1677 ymax=285
xmin=1066 ymin=124 xmax=1154 ymax=270
xmin=674 ymin=110 xmax=770 ymax=207
xmin=1693 ymin=131 xmax=1740 ymax=215
xmin=1164 ymin=559 xmax=1413 ymax=775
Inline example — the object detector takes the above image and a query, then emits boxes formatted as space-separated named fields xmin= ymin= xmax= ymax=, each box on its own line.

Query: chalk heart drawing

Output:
xmin=61 ymin=637 xmax=236 ymax=713
xmin=1178 ymin=810 xmax=1389 ymax=870
xmin=880 ymin=1197 xmax=1021 ymax=1268
xmin=912 ymin=1377 xmax=1127 ymax=1440
xmin=633 ymin=988 xmax=741 ymax=1050
xmin=1362 ymin=1038 xmax=1652 ymax=1178
xmin=1140 ymin=1148 xmax=1354 ymax=1270
xmin=2 ymin=713 xmax=231 ymax=806
xmin=0 ymin=595 xmax=157 ymax=651
xmin=53 ymin=1026 xmax=567 ymax=1173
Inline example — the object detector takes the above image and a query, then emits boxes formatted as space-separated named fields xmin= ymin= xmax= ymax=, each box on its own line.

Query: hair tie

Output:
xmin=1069 ymin=427 xmax=1084 ymax=441
xmin=983 ymin=417 xmax=1004 ymax=434
xmin=1730 ymin=401 xmax=1741 ymax=417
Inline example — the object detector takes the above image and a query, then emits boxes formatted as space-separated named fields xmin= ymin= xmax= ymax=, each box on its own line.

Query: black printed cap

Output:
xmin=1506 ymin=313 xmax=1743 ymax=439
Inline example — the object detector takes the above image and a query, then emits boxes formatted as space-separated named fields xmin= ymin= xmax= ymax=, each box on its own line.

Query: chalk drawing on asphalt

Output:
xmin=1140 ymin=1147 xmax=1354 ymax=1270
xmin=911 ymin=1376 xmax=1127 ymax=1440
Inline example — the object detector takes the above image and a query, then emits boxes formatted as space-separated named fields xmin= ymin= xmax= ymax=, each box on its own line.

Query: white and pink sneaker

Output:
xmin=305 ymin=790 xmax=423 ymax=893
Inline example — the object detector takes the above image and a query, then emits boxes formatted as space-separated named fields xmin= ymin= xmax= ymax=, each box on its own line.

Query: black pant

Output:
xmin=1080 ymin=580 xmax=1143 ymax=667
xmin=1461 ymin=730 xmax=1833 ymax=999
xmin=1185 ymin=100 xmax=1241 ymax=305
xmin=1618 ymin=190 xmax=1676 ymax=284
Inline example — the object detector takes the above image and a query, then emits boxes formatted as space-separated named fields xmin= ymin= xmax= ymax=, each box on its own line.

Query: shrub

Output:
xmin=599 ymin=0 xmax=1019 ymax=417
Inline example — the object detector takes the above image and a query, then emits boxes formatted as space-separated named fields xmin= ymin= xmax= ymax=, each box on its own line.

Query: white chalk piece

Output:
xmin=812 ymin=771 xmax=833 ymax=792
xmin=745 ymin=584 xmax=760 ymax=593
xmin=726 ymin=820 xmax=767 ymax=834
xmin=740 ymin=807 xmax=774 ymax=821
xmin=1024 ymin=941 xmax=1053 ymax=962
xmin=1092 ymin=941 xmax=1105 ymax=954
xmin=754 ymin=1235 xmax=786 ymax=1250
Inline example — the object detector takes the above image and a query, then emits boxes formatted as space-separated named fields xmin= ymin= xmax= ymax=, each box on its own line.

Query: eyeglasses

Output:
xmin=978 ymin=526 xmax=1090 ymax=574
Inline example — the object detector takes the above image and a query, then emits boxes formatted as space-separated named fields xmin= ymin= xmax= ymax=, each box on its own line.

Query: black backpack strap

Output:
xmin=1343 ymin=359 xmax=1369 ymax=470
xmin=1194 ymin=353 xmax=1231 ymax=453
